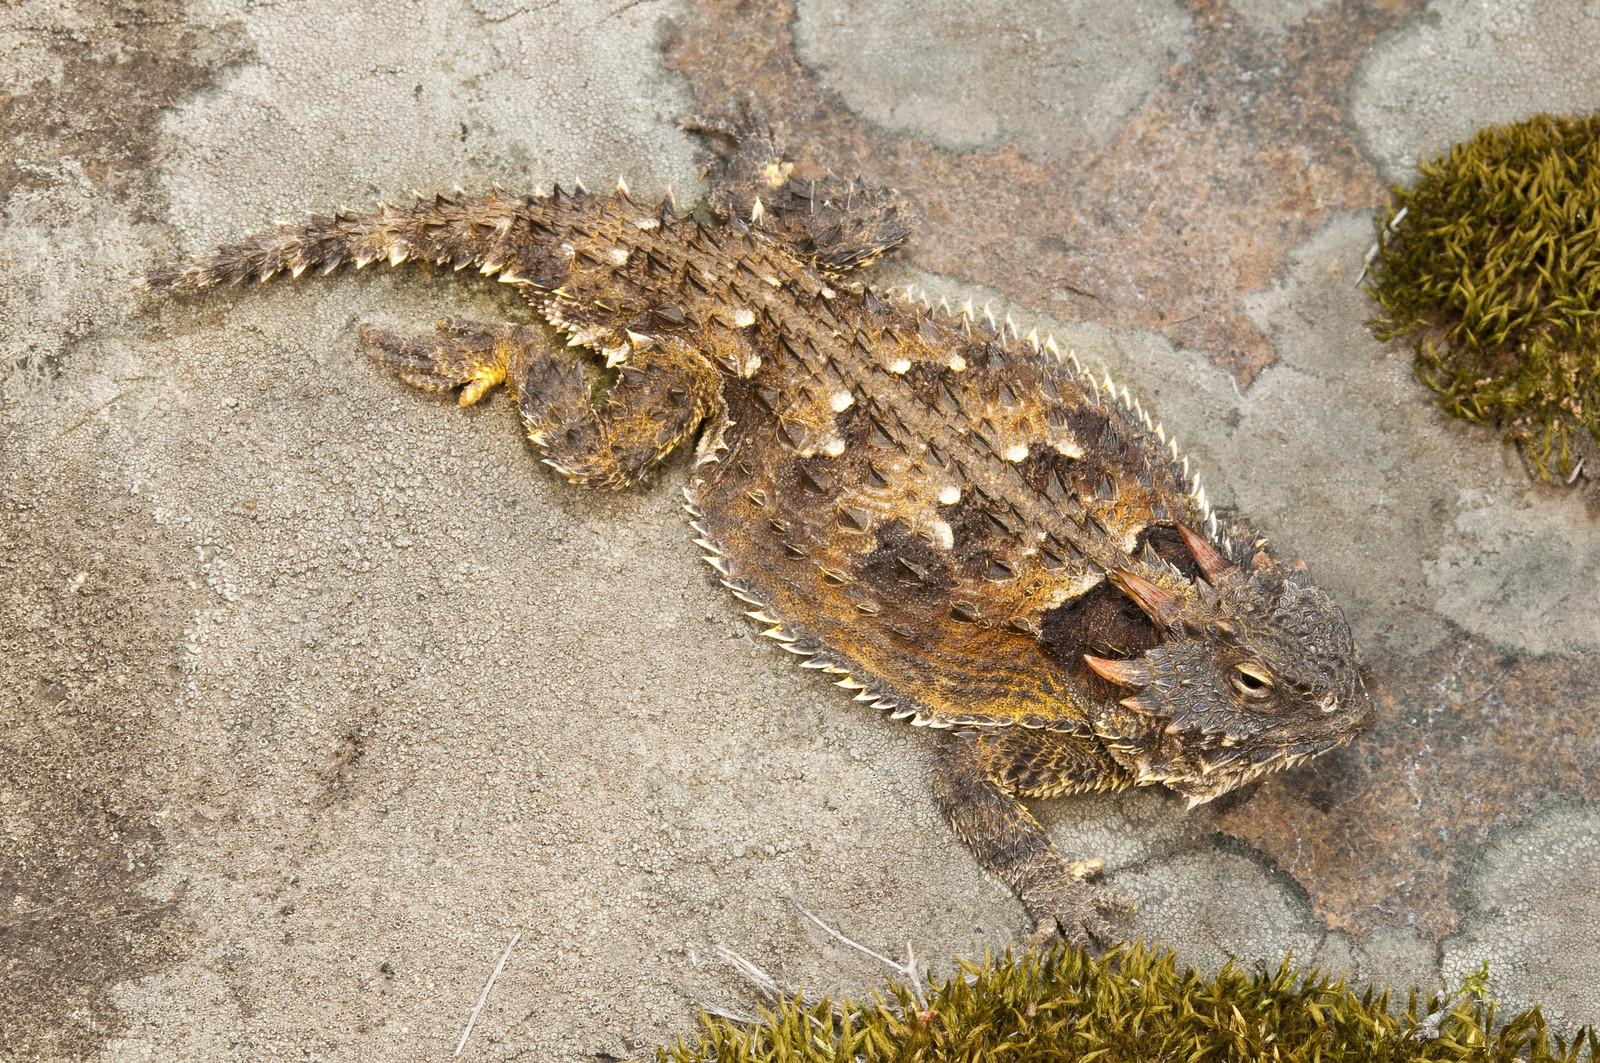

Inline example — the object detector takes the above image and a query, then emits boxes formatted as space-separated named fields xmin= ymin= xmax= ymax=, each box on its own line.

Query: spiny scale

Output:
xmin=144 ymin=108 xmax=1371 ymax=950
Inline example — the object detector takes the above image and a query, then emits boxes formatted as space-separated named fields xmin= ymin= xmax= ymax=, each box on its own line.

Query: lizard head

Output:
xmin=1083 ymin=526 xmax=1372 ymax=807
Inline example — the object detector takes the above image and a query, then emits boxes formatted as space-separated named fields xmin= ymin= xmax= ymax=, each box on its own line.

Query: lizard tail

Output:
xmin=140 ymin=189 xmax=545 ymax=291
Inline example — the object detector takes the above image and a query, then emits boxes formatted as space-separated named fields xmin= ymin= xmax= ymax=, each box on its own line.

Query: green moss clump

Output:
xmin=1367 ymin=112 xmax=1600 ymax=482
xmin=659 ymin=944 xmax=1598 ymax=1063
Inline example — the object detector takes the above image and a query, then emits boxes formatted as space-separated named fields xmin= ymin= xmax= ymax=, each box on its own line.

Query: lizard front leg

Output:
xmin=683 ymin=102 xmax=914 ymax=276
xmin=360 ymin=318 xmax=724 ymax=489
xmin=932 ymin=727 xmax=1136 ymax=949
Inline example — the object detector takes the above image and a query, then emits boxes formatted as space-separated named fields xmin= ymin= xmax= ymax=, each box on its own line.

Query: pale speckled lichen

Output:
xmin=658 ymin=945 xmax=1597 ymax=1063
xmin=1367 ymin=113 xmax=1600 ymax=483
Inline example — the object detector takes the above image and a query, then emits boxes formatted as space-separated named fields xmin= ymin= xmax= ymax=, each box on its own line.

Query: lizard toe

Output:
xmin=1024 ymin=879 xmax=1135 ymax=952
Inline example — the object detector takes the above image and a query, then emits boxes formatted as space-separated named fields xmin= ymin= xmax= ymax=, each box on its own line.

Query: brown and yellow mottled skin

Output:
xmin=144 ymin=112 xmax=1373 ymax=948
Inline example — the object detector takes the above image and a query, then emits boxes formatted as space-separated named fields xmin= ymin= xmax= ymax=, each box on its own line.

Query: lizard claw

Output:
xmin=1021 ymin=866 xmax=1135 ymax=951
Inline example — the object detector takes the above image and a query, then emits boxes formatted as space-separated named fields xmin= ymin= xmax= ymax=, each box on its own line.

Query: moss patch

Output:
xmin=660 ymin=945 xmax=1598 ymax=1062
xmin=1366 ymin=113 xmax=1600 ymax=482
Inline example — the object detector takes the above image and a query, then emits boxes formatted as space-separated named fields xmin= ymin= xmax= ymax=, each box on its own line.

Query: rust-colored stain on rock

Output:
xmin=666 ymin=0 xmax=1401 ymax=379
xmin=0 ymin=0 xmax=249 ymax=209
xmin=0 ymin=2 xmax=244 ymax=1052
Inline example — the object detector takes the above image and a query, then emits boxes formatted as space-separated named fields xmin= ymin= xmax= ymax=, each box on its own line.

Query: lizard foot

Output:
xmin=1021 ymin=860 xmax=1135 ymax=951
xmin=359 ymin=318 xmax=523 ymax=406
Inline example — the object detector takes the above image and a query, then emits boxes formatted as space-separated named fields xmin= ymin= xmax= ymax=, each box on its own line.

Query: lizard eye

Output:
xmin=1232 ymin=663 xmax=1275 ymax=698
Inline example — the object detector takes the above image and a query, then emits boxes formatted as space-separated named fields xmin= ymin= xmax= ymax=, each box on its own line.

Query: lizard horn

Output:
xmin=1107 ymin=568 xmax=1184 ymax=627
xmin=1084 ymin=655 xmax=1155 ymax=687
xmin=1176 ymin=522 xmax=1233 ymax=583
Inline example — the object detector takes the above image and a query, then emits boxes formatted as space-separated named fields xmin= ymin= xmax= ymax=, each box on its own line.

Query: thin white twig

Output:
xmin=713 ymin=945 xmax=830 ymax=1031
xmin=1357 ymin=205 xmax=1410 ymax=287
xmin=454 ymin=931 xmax=520 ymax=1057
xmin=1354 ymin=242 xmax=1379 ymax=287
xmin=715 ymin=944 xmax=784 ymax=1004
xmin=788 ymin=896 xmax=927 ymax=1011
xmin=699 ymin=1001 xmax=760 ymax=1025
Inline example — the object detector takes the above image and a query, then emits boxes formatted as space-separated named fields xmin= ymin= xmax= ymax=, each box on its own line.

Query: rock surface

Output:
xmin=3 ymin=0 xmax=1598 ymax=1058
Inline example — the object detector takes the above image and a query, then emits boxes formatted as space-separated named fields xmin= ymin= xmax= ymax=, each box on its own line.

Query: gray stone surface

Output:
xmin=1228 ymin=0 xmax=1333 ymax=37
xmin=1442 ymin=803 xmax=1600 ymax=1030
xmin=794 ymin=0 xmax=1191 ymax=158
xmin=4 ymin=0 xmax=1600 ymax=1058
xmin=1350 ymin=0 xmax=1600 ymax=181
xmin=162 ymin=0 xmax=700 ymax=245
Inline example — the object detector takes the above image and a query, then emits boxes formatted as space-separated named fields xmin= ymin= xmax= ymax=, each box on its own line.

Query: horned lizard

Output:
xmin=144 ymin=111 xmax=1373 ymax=948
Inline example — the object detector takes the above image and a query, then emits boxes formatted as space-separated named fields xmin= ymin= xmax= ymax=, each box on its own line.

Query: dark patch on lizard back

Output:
xmin=1037 ymin=524 xmax=1207 ymax=692
xmin=856 ymin=518 xmax=955 ymax=619
xmin=1139 ymin=523 xmax=1206 ymax=582
xmin=1038 ymin=580 xmax=1159 ymax=693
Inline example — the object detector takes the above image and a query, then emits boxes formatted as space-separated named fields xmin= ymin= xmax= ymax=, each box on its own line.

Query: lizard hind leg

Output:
xmin=932 ymin=728 xmax=1136 ymax=950
xmin=516 ymin=333 xmax=725 ymax=490
xmin=362 ymin=317 xmax=723 ymax=490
